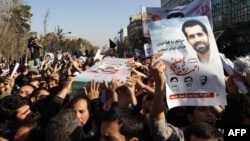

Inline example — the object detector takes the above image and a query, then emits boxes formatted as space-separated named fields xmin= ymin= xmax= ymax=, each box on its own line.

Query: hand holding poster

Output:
xmin=147 ymin=16 xmax=227 ymax=109
xmin=41 ymin=52 xmax=54 ymax=67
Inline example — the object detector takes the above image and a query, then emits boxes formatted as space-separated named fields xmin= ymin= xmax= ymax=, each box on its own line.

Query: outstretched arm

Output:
xmin=149 ymin=52 xmax=166 ymax=120
xmin=149 ymin=52 xmax=184 ymax=141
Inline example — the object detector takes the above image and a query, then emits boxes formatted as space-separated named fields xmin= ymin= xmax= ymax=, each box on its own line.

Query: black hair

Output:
xmin=30 ymin=87 xmax=49 ymax=99
xmin=170 ymin=76 xmax=178 ymax=82
xmin=69 ymin=95 xmax=93 ymax=133
xmin=184 ymin=122 xmax=223 ymax=141
xmin=102 ymin=107 xmax=151 ymax=141
xmin=182 ymin=19 xmax=208 ymax=38
xmin=166 ymin=106 xmax=189 ymax=127
xmin=0 ymin=95 xmax=29 ymax=122
xmin=28 ymin=37 xmax=38 ymax=48
xmin=222 ymin=94 xmax=250 ymax=125
xmin=167 ymin=12 xmax=184 ymax=19
xmin=184 ymin=76 xmax=193 ymax=82
xmin=20 ymin=83 xmax=37 ymax=91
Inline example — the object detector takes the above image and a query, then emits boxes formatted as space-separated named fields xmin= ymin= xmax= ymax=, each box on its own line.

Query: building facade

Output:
xmin=212 ymin=0 xmax=250 ymax=59
xmin=127 ymin=14 xmax=143 ymax=55
xmin=116 ymin=28 xmax=129 ymax=57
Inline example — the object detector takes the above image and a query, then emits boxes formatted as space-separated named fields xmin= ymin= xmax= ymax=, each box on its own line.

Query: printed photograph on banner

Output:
xmin=41 ymin=52 xmax=54 ymax=67
xmin=76 ymin=58 xmax=130 ymax=83
xmin=141 ymin=0 xmax=212 ymax=38
xmin=147 ymin=16 xmax=227 ymax=109
xmin=144 ymin=43 xmax=154 ymax=57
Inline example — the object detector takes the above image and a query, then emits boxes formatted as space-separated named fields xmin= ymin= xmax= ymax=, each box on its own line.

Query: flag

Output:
xmin=109 ymin=39 xmax=116 ymax=48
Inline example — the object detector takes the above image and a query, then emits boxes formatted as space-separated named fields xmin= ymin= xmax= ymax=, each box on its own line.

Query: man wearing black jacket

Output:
xmin=28 ymin=37 xmax=42 ymax=66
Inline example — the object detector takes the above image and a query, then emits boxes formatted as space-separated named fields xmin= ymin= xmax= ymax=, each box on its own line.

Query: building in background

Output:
xmin=211 ymin=0 xmax=250 ymax=59
xmin=127 ymin=13 xmax=143 ymax=56
xmin=116 ymin=28 xmax=129 ymax=57
xmin=125 ymin=0 xmax=250 ymax=58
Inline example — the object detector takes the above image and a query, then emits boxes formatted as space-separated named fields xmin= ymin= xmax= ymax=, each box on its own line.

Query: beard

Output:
xmin=193 ymin=42 xmax=210 ymax=54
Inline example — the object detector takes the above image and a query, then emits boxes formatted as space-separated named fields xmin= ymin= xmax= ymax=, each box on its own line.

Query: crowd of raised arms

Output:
xmin=0 ymin=46 xmax=250 ymax=141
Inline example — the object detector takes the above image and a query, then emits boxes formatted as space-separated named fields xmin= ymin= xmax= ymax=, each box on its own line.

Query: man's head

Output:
xmin=29 ymin=87 xmax=50 ymax=105
xmin=18 ymin=83 xmax=36 ymax=99
xmin=70 ymin=95 xmax=91 ymax=126
xmin=46 ymin=108 xmax=84 ymax=141
xmin=78 ymin=56 xmax=86 ymax=64
xmin=170 ymin=77 xmax=178 ymax=88
xmin=184 ymin=76 xmax=193 ymax=90
xmin=200 ymin=75 xmax=207 ymax=86
xmin=184 ymin=122 xmax=223 ymax=141
xmin=170 ymin=77 xmax=178 ymax=83
xmin=0 ymin=95 xmax=32 ymax=123
xmin=28 ymin=67 xmax=40 ymax=80
xmin=29 ymin=77 xmax=41 ymax=88
xmin=182 ymin=19 xmax=210 ymax=55
xmin=28 ymin=37 xmax=38 ymax=46
xmin=100 ymin=107 xmax=149 ymax=141
xmin=186 ymin=106 xmax=217 ymax=126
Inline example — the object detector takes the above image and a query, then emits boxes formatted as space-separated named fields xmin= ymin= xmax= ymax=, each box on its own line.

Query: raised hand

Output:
xmin=104 ymin=79 xmax=122 ymax=102
xmin=149 ymin=52 xmax=166 ymax=83
xmin=84 ymin=79 xmax=100 ymax=100
xmin=149 ymin=52 xmax=167 ymax=120
xmin=130 ymin=68 xmax=147 ymax=78
xmin=103 ymin=79 xmax=122 ymax=93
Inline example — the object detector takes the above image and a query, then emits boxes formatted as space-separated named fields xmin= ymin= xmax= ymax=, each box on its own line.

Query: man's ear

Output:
xmin=129 ymin=137 xmax=139 ymax=141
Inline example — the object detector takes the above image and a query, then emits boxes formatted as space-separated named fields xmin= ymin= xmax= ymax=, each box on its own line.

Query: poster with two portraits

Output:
xmin=147 ymin=16 xmax=227 ymax=109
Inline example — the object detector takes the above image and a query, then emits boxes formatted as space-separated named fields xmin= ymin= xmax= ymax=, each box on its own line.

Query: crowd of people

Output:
xmin=0 ymin=37 xmax=250 ymax=141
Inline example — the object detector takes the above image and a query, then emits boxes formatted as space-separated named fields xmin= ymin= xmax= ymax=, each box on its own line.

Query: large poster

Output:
xmin=147 ymin=16 xmax=227 ymax=109
xmin=141 ymin=0 xmax=212 ymax=38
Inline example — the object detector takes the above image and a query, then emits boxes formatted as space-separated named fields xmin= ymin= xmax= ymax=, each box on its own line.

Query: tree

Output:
xmin=8 ymin=0 xmax=32 ymax=34
xmin=0 ymin=0 xmax=98 ymax=62
xmin=41 ymin=9 xmax=50 ymax=56
xmin=0 ymin=0 xmax=32 ymax=62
